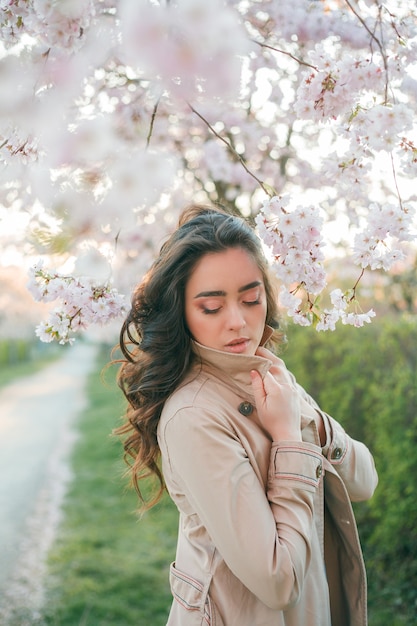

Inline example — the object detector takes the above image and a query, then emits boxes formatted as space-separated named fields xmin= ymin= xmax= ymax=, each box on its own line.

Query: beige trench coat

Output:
xmin=157 ymin=336 xmax=378 ymax=626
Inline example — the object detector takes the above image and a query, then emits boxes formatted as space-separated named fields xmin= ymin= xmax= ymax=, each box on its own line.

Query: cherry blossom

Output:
xmin=119 ymin=0 xmax=252 ymax=100
xmin=27 ymin=260 xmax=127 ymax=344
xmin=256 ymin=195 xmax=327 ymax=324
xmin=314 ymin=288 xmax=376 ymax=332
xmin=0 ymin=0 xmax=415 ymax=340
xmin=352 ymin=203 xmax=415 ymax=271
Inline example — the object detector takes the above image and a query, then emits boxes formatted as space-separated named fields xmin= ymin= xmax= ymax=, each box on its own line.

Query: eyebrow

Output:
xmin=194 ymin=280 xmax=262 ymax=299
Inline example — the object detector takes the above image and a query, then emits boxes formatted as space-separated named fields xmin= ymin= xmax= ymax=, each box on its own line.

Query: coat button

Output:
xmin=316 ymin=463 xmax=323 ymax=479
xmin=238 ymin=401 xmax=254 ymax=416
xmin=332 ymin=447 xmax=343 ymax=460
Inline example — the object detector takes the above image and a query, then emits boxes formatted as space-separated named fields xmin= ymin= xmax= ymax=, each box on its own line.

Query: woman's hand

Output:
xmin=250 ymin=348 xmax=302 ymax=442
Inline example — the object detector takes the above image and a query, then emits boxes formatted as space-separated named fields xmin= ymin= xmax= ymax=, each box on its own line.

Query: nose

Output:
xmin=227 ymin=304 xmax=246 ymax=331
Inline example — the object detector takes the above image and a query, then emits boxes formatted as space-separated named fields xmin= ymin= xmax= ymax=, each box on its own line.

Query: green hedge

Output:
xmin=0 ymin=339 xmax=61 ymax=387
xmin=282 ymin=315 xmax=417 ymax=625
xmin=0 ymin=339 xmax=32 ymax=365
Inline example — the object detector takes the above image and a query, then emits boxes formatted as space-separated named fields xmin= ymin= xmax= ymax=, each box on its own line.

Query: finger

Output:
xmin=255 ymin=346 xmax=285 ymax=365
xmin=253 ymin=371 xmax=283 ymax=401
xmin=268 ymin=363 xmax=290 ymax=385
xmin=255 ymin=346 xmax=278 ymax=361
xmin=250 ymin=369 xmax=266 ymax=403
xmin=255 ymin=346 xmax=287 ymax=371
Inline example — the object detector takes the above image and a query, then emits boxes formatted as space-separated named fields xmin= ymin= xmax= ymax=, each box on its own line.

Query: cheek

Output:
xmin=254 ymin=303 xmax=268 ymax=335
xmin=185 ymin=308 xmax=211 ymax=341
xmin=254 ymin=301 xmax=267 ymax=323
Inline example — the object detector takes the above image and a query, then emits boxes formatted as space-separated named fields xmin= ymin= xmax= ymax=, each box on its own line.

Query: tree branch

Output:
xmin=344 ymin=0 xmax=389 ymax=102
xmin=188 ymin=103 xmax=274 ymax=197
xmin=390 ymin=152 xmax=404 ymax=210
xmin=254 ymin=40 xmax=317 ymax=70
xmin=146 ymin=97 xmax=161 ymax=148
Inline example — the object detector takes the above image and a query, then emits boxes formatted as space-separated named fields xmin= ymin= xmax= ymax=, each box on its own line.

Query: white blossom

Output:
xmin=316 ymin=308 xmax=342 ymax=332
xmin=119 ymin=0 xmax=253 ymax=100
xmin=27 ymin=263 xmax=127 ymax=344
xmin=342 ymin=310 xmax=376 ymax=328
xmin=1 ymin=0 xmax=416 ymax=340
xmin=257 ymin=195 xmax=326 ymax=295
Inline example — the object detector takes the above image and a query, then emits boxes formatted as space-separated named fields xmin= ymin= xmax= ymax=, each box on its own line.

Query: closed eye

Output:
xmin=242 ymin=287 xmax=262 ymax=306
xmin=243 ymin=299 xmax=261 ymax=306
xmin=202 ymin=306 xmax=221 ymax=314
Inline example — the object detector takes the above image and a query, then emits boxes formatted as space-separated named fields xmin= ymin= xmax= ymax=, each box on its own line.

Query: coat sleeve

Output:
xmin=295 ymin=382 xmax=378 ymax=502
xmin=319 ymin=411 xmax=378 ymax=501
xmin=159 ymin=405 xmax=323 ymax=611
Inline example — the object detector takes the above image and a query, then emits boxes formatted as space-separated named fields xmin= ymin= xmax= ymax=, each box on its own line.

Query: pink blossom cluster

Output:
xmin=119 ymin=0 xmax=252 ymax=100
xmin=255 ymin=197 xmax=391 ymax=331
xmin=277 ymin=284 xmax=376 ymax=332
xmin=244 ymin=0 xmax=370 ymax=48
xmin=353 ymin=203 xmax=415 ymax=271
xmin=295 ymin=46 xmax=384 ymax=122
xmin=0 ymin=1 xmax=32 ymax=45
xmin=0 ymin=0 xmax=415 ymax=339
xmin=346 ymin=103 xmax=413 ymax=158
xmin=27 ymin=260 xmax=127 ymax=344
xmin=256 ymin=195 xmax=328 ymax=326
xmin=315 ymin=289 xmax=376 ymax=332
xmin=256 ymin=195 xmax=326 ymax=293
xmin=1 ymin=0 xmax=95 ymax=51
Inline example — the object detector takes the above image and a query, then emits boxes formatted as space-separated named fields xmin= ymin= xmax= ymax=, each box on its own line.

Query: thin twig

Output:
xmin=351 ymin=268 xmax=365 ymax=298
xmin=390 ymin=152 xmax=404 ymax=210
xmin=254 ymin=40 xmax=317 ymax=71
xmin=188 ymin=103 xmax=273 ymax=197
xmin=344 ymin=0 xmax=389 ymax=102
xmin=146 ymin=97 xmax=161 ymax=148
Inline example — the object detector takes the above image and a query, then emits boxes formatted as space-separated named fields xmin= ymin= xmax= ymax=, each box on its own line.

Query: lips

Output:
xmin=225 ymin=338 xmax=250 ymax=354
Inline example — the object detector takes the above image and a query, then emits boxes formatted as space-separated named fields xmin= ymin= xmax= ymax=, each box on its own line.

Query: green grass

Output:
xmin=41 ymin=347 xmax=178 ymax=626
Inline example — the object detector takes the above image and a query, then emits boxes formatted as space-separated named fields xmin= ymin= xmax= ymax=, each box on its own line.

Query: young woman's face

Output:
xmin=185 ymin=247 xmax=267 ymax=356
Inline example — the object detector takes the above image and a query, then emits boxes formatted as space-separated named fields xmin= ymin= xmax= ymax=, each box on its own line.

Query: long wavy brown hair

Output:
xmin=115 ymin=204 xmax=282 ymax=509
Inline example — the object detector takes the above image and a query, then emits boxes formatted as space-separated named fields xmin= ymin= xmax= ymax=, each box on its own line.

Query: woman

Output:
xmin=116 ymin=204 xmax=378 ymax=626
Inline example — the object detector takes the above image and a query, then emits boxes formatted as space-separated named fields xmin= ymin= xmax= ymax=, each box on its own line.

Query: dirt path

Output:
xmin=0 ymin=341 xmax=98 ymax=624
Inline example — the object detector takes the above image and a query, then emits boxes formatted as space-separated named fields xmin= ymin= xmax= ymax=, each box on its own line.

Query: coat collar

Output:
xmin=190 ymin=327 xmax=323 ymax=442
xmin=191 ymin=326 xmax=274 ymax=398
